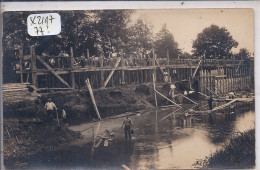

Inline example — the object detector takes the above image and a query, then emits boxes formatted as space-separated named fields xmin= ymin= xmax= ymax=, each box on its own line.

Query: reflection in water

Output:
xmin=157 ymin=131 xmax=219 ymax=169
xmin=130 ymin=105 xmax=254 ymax=169
xmin=234 ymin=111 xmax=255 ymax=132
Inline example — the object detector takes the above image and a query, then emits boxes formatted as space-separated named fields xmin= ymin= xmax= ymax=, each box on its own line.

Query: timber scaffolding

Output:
xmin=16 ymin=45 xmax=251 ymax=96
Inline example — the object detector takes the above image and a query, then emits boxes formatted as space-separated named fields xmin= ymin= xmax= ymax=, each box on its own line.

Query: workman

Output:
xmin=208 ymin=96 xmax=214 ymax=110
xmin=121 ymin=116 xmax=133 ymax=140
xmin=80 ymin=54 xmax=85 ymax=68
xmin=169 ymin=84 xmax=176 ymax=99
xmin=44 ymin=98 xmax=57 ymax=122
xmin=163 ymin=71 xmax=169 ymax=82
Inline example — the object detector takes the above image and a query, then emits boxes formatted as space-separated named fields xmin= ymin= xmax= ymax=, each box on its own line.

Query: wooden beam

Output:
xmin=153 ymin=73 xmax=158 ymax=107
xmin=100 ymin=56 xmax=104 ymax=86
xmin=154 ymin=89 xmax=182 ymax=108
xmin=70 ymin=47 xmax=76 ymax=89
xmin=19 ymin=49 xmax=23 ymax=83
xmin=192 ymin=59 xmax=202 ymax=79
xmin=86 ymin=78 xmax=101 ymax=120
xmin=102 ymin=57 xmax=121 ymax=88
xmin=36 ymin=55 xmax=71 ymax=88
xmin=155 ymin=59 xmax=164 ymax=74
xmin=153 ymin=50 xmax=157 ymax=82
xmin=30 ymin=46 xmax=37 ymax=87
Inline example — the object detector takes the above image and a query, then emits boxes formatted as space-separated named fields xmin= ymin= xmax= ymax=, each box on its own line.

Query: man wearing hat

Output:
xmin=44 ymin=98 xmax=57 ymax=122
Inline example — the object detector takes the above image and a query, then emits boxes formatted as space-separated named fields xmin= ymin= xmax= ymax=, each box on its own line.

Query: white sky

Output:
xmin=132 ymin=9 xmax=254 ymax=54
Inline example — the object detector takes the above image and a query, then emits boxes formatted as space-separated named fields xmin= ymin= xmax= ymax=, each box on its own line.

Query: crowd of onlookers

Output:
xmin=15 ymin=51 xmax=158 ymax=70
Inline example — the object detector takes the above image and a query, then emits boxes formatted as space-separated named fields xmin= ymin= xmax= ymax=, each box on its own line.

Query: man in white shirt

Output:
xmin=44 ymin=98 xmax=57 ymax=122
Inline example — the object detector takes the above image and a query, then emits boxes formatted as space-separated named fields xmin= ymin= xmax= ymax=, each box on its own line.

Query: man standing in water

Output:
xmin=122 ymin=116 xmax=133 ymax=140
xmin=44 ymin=98 xmax=57 ymax=122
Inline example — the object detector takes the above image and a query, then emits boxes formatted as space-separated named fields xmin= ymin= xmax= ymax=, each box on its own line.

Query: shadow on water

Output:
xmin=22 ymin=102 xmax=254 ymax=169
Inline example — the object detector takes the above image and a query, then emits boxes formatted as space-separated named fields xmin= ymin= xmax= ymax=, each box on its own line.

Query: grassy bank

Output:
xmin=204 ymin=129 xmax=255 ymax=169
xmin=4 ymin=121 xmax=81 ymax=169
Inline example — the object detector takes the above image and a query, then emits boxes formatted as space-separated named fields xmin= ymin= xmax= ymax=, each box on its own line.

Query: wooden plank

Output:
xmin=86 ymin=78 xmax=101 ymax=120
xmin=192 ymin=59 xmax=202 ymax=79
xmin=103 ymin=58 xmax=121 ymax=88
xmin=154 ymin=89 xmax=181 ymax=108
xmin=122 ymin=164 xmax=131 ymax=170
xmin=155 ymin=59 xmax=164 ymax=74
xmin=36 ymin=55 xmax=71 ymax=88
xmin=104 ymin=139 xmax=109 ymax=147
xmin=94 ymin=137 xmax=103 ymax=148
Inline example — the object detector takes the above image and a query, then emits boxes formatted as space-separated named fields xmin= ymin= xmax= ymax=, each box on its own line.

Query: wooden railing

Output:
xmin=18 ymin=54 xmax=247 ymax=71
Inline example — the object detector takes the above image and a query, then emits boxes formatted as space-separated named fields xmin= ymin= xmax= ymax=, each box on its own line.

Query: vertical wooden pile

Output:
xmin=30 ymin=45 xmax=37 ymax=88
xmin=70 ymin=47 xmax=76 ymax=89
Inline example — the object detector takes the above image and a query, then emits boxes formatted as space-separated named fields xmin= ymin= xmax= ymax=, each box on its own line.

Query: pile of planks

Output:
xmin=3 ymin=83 xmax=39 ymax=103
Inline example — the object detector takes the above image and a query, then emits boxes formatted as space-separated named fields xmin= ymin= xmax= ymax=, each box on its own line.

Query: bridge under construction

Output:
xmin=15 ymin=45 xmax=252 ymax=96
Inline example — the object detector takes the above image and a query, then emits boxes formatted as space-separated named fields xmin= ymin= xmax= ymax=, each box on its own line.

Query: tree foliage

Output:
xmin=154 ymin=24 xmax=181 ymax=59
xmin=192 ymin=25 xmax=238 ymax=59
xmin=94 ymin=10 xmax=133 ymax=55
xmin=2 ymin=10 xmax=133 ymax=83
xmin=126 ymin=18 xmax=154 ymax=54
xmin=235 ymin=48 xmax=251 ymax=60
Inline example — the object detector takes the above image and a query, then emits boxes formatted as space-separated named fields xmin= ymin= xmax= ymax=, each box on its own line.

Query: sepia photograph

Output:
xmin=2 ymin=8 xmax=255 ymax=169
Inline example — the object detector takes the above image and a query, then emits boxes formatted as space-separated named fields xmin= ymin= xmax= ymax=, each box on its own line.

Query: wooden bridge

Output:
xmin=15 ymin=45 xmax=251 ymax=95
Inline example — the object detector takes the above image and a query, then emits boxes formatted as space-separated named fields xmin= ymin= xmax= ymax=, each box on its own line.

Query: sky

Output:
xmin=131 ymin=9 xmax=254 ymax=54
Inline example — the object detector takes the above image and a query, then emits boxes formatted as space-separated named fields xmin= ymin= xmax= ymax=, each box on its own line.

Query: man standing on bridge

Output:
xmin=122 ymin=116 xmax=133 ymax=140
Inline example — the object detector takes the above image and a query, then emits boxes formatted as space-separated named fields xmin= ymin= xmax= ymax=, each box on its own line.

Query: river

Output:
xmin=26 ymin=103 xmax=255 ymax=169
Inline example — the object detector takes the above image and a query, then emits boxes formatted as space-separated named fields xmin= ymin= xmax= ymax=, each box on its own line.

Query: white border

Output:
xmin=1 ymin=1 xmax=259 ymax=169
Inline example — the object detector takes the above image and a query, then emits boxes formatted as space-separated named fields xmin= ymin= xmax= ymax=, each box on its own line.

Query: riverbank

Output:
xmin=204 ymin=129 xmax=255 ymax=169
xmin=3 ymin=121 xmax=81 ymax=169
xmin=2 ymin=83 xmax=177 ymax=168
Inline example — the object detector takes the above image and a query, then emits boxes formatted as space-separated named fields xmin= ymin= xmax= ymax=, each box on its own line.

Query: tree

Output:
xmin=126 ymin=18 xmax=154 ymax=55
xmin=94 ymin=10 xmax=133 ymax=56
xmin=192 ymin=25 xmax=238 ymax=59
xmin=235 ymin=48 xmax=251 ymax=60
xmin=154 ymin=24 xmax=181 ymax=59
xmin=180 ymin=52 xmax=193 ymax=59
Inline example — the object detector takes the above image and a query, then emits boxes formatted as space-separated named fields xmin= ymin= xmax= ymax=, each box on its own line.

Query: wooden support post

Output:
xmin=227 ymin=68 xmax=230 ymax=92
xmin=87 ymin=49 xmax=90 ymax=58
xmin=153 ymin=49 xmax=157 ymax=83
xmin=203 ymin=70 xmax=206 ymax=94
xmin=167 ymin=49 xmax=171 ymax=82
xmin=30 ymin=46 xmax=37 ymax=87
xmin=141 ymin=69 xmax=143 ymax=83
xmin=222 ymin=68 xmax=225 ymax=94
xmin=86 ymin=78 xmax=101 ymax=120
xmin=70 ymin=47 xmax=76 ymax=89
xmin=153 ymin=73 xmax=158 ymax=107
xmin=100 ymin=56 xmax=104 ymax=87
xmin=19 ymin=49 xmax=23 ymax=83
xmin=231 ymin=68 xmax=234 ymax=91
xmin=120 ymin=50 xmax=125 ymax=84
